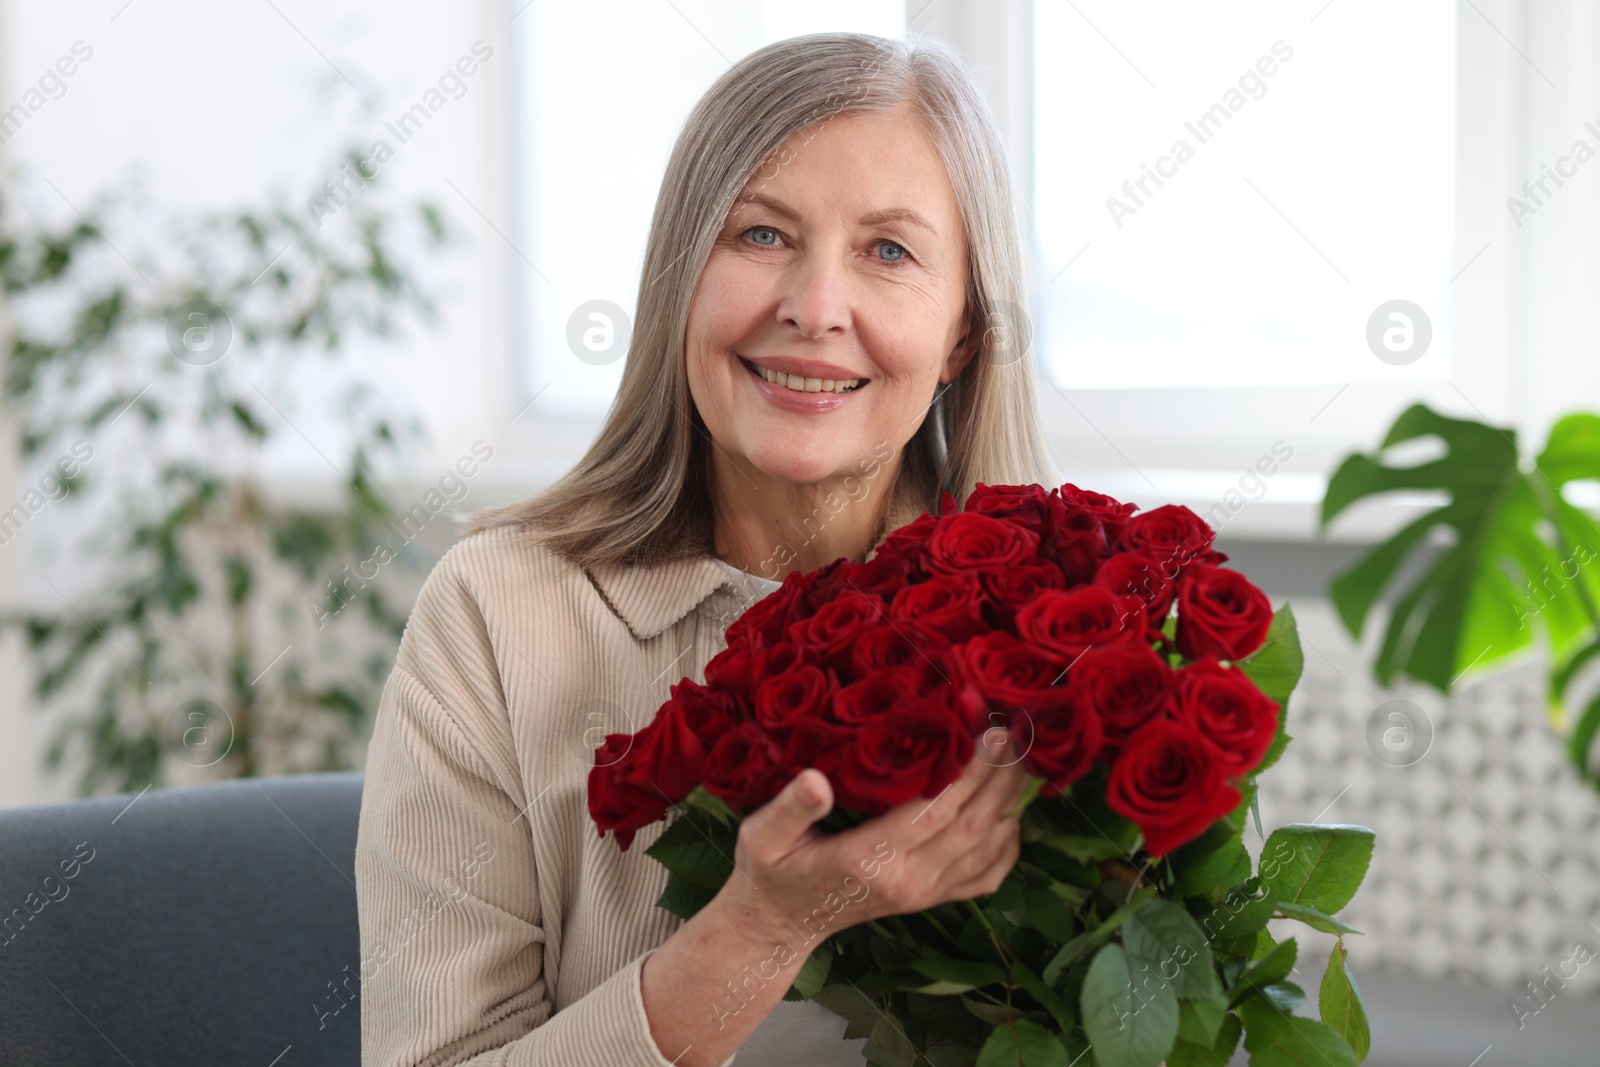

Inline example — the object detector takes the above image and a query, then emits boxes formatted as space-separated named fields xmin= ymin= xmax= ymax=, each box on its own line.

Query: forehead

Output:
xmin=732 ymin=108 xmax=963 ymax=244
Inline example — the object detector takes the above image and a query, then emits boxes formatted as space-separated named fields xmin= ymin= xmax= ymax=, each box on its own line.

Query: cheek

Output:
xmin=694 ymin=254 xmax=766 ymax=329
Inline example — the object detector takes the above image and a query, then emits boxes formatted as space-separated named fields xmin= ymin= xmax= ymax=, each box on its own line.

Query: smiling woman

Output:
xmin=355 ymin=30 xmax=1055 ymax=1067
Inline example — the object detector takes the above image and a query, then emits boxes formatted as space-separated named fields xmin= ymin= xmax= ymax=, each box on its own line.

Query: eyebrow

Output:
xmin=734 ymin=192 xmax=939 ymax=237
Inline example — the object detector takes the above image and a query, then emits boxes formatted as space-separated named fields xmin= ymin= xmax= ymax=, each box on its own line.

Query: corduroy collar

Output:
xmin=587 ymin=493 xmax=930 ymax=641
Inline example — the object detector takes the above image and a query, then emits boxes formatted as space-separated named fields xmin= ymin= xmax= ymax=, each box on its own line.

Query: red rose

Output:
xmin=871 ymin=511 xmax=941 ymax=577
xmin=961 ymin=631 xmax=1066 ymax=711
xmin=836 ymin=698 xmax=973 ymax=813
xmin=1015 ymin=585 xmax=1145 ymax=664
xmin=1118 ymin=505 xmax=1226 ymax=577
xmin=799 ymin=557 xmax=863 ymax=615
xmin=754 ymin=664 xmax=832 ymax=732
xmin=888 ymin=572 xmax=989 ymax=643
xmin=847 ymin=552 xmax=914 ymax=601
xmin=586 ymin=697 xmax=710 ymax=851
xmin=673 ymin=678 xmax=745 ymax=746
xmin=926 ymin=511 xmax=1040 ymax=577
xmin=1056 ymin=484 xmax=1138 ymax=543
xmin=1094 ymin=551 xmax=1177 ymax=629
xmin=1046 ymin=509 xmax=1108 ymax=585
xmin=967 ymin=482 xmax=1066 ymax=543
xmin=781 ymin=717 xmax=853 ymax=779
xmin=703 ymin=721 xmax=789 ymax=811
xmin=586 ymin=732 xmax=672 ymax=851
xmin=728 ymin=578 xmax=804 ymax=649
xmin=832 ymin=665 xmax=922 ymax=724
xmin=703 ymin=648 xmax=753 ymax=699
xmin=1175 ymin=564 xmax=1274 ymax=661
xmin=850 ymin=621 xmax=952 ymax=678
xmin=918 ymin=641 xmax=992 ymax=732
xmin=634 ymin=699 xmax=710 ymax=800
xmin=751 ymin=640 xmax=805 ymax=683
xmin=1069 ymin=642 xmax=1175 ymax=747
xmin=1173 ymin=657 xmax=1280 ymax=775
xmin=1016 ymin=686 xmax=1102 ymax=797
xmin=785 ymin=589 xmax=887 ymax=676
xmin=983 ymin=559 xmax=1067 ymax=627
xmin=1106 ymin=720 xmax=1241 ymax=855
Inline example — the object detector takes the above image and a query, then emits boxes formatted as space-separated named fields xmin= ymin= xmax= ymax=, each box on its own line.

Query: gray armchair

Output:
xmin=0 ymin=772 xmax=364 ymax=1066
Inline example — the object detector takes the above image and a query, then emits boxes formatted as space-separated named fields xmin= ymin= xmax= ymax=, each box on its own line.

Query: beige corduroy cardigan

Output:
xmin=354 ymin=496 xmax=926 ymax=1066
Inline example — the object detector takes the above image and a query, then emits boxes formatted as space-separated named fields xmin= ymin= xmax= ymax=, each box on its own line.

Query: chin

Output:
xmin=742 ymin=442 xmax=848 ymax=487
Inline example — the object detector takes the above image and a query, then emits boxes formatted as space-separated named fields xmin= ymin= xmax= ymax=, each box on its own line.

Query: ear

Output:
xmin=938 ymin=305 xmax=983 ymax=385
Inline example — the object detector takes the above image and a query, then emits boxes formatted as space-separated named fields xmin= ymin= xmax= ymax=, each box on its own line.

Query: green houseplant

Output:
xmin=0 ymin=150 xmax=453 ymax=794
xmin=1320 ymin=402 xmax=1600 ymax=785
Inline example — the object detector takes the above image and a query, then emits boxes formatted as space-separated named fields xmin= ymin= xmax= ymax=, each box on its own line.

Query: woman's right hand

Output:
xmin=718 ymin=728 xmax=1029 ymax=941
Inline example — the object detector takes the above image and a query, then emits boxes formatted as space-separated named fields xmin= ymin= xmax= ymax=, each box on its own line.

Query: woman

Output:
xmin=355 ymin=30 xmax=1058 ymax=1067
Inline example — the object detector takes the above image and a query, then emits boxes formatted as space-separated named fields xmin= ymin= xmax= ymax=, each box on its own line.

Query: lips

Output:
xmin=739 ymin=355 xmax=868 ymax=412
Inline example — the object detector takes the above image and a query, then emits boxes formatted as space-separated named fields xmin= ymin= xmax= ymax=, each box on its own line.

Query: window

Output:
xmin=1034 ymin=1 xmax=1458 ymax=391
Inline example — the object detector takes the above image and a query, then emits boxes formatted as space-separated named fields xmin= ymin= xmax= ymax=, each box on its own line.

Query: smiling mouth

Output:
xmin=739 ymin=355 xmax=868 ymax=395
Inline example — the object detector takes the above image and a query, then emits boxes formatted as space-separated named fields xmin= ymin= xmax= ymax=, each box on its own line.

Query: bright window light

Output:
xmin=1034 ymin=1 xmax=1457 ymax=389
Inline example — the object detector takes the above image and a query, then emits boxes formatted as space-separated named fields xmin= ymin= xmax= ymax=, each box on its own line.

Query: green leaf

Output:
xmin=1552 ymin=633 xmax=1600 ymax=780
xmin=1321 ymin=405 xmax=1600 ymax=735
xmin=1080 ymin=943 xmax=1178 ymax=1067
xmin=682 ymin=783 xmax=739 ymax=825
xmin=1196 ymin=880 xmax=1275 ymax=945
xmin=1038 ymin=833 xmax=1128 ymax=862
xmin=229 ymin=400 xmax=269 ymax=439
xmin=788 ymin=939 xmax=833 ymax=1000
xmin=1025 ymin=884 xmax=1079 ymax=942
xmin=1238 ymin=998 xmax=1357 ymax=1067
xmin=1010 ymin=960 xmax=1076 ymax=1033
xmin=653 ymin=871 xmax=717 ymax=920
xmin=1041 ymin=886 xmax=1156 ymax=984
xmin=975 ymin=1017 xmax=1069 ymax=1067
xmin=1122 ymin=900 xmax=1221 ymax=1001
xmin=1172 ymin=824 xmax=1253 ymax=900
xmin=908 ymin=956 xmax=1008 ymax=994
xmin=864 ymin=1013 xmax=919 ymax=1067
xmin=1274 ymin=901 xmax=1362 ymax=936
xmin=1176 ymin=997 xmax=1229 ymax=1047
xmin=1228 ymin=938 xmax=1296 ymax=1007
xmin=1240 ymin=605 xmax=1305 ymax=707
xmin=1167 ymin=1013 xmax=1241 ymax=1067
xmin=1260 ymin=824 xmax=1375 ymax=914
xmin=812 ymin=983 xmax=879 ymax=1035
xmin=643 ymin=811 xmax=735 ymax=889
xmin=1259 ymin=981 xmax=1305 ymax=1013
xmin=1319 ymin=940 xmax=1371 ymax=1060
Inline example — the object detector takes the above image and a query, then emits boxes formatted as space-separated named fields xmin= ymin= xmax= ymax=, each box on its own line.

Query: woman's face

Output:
xmin=685 ymin=107 xmax=976 ymax=491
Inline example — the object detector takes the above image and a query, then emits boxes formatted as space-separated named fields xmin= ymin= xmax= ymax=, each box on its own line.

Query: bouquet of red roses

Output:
xmin=589 ymin=483 xmax=1374 ymax=1067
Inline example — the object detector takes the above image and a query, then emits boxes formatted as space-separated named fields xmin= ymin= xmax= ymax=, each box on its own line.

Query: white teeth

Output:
xmin=748 ymin=359 xmax=862 ymax=394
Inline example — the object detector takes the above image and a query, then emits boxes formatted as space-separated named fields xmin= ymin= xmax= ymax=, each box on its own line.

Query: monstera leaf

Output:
xmin=1321 ymin=404 xmax=1600 ymax=781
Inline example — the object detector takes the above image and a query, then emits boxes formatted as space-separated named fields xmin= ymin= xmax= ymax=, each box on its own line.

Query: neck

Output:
xmin=709 ymin=455 xmax=903 ymax=583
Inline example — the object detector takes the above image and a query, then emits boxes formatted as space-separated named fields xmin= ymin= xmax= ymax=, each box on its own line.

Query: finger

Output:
xmin=911 ymin=756 xmax=1025 ymax=864
xmin=940 ymin=817 xmax=1022 ymax=901
xmin=872 ymin=729 xmax=1010 ymax=846
xmin=740 ymin=768 xmax=833 ymax=861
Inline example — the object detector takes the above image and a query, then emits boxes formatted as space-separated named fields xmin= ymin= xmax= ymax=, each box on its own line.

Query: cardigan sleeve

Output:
xmin=355 ymin=543 xmax=738 ymax=1067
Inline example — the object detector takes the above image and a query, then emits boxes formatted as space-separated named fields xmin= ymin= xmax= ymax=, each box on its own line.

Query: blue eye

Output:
xmin=877 ymin=240 xmax=909 ymax=263
xmin=747 ymin=226 xmax=779 ymax=246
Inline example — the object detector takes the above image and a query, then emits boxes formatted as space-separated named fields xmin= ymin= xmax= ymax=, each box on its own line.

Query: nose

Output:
xmin=775 ymin=247 xmax=852 ymax=340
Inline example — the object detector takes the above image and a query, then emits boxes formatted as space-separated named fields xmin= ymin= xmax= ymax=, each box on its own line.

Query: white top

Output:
xmin=710 ymin=557 xmax=784 ymax=598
